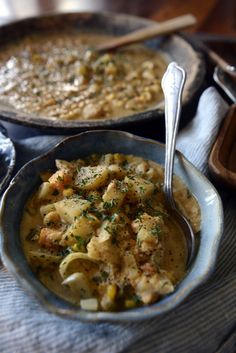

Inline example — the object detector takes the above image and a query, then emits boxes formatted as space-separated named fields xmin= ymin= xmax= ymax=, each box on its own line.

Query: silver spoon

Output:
xmin=161 ymin=62 xmax=195 ymax=266
xmin=213 ymin=66 xmax=236 ymax=103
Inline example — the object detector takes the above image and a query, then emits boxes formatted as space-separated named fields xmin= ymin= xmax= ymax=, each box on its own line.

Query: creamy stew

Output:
xmin=0 ymin=32 xmax=167 ymax=121
xmin=21 ymin=153 xmax=200 ymax=311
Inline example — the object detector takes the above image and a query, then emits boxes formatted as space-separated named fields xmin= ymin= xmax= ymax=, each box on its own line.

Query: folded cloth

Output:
xmin=0 ymin=87 xmax=235 ymax=353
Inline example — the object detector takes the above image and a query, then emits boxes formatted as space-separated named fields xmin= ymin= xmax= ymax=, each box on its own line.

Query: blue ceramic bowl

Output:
xmin=0 ymin=123 xmax=16 ymax=196
xmin=0 ymin=131 xmax=223 ymax=321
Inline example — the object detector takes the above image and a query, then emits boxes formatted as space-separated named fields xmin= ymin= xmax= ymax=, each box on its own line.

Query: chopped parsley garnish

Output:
xmin=92 ymin=271 xmax=109 ymax=284
xmin=151 ymin=225 xmax=162 ymax=237
xmin=187 ymin=189 xmax=192 ymax=199
xmin=82 ymin=210 xmax=94 ymax=220
xmin=75 ymin=236 xmax=88 ymax=249
xmin=58 ymin=247 xmax=71 ymax=257
xmin=104 ymin=224 xmax=118 ymax=245
xmin=87 ymin=194 xmax=100 ymax=202
xmin=127 ymin=174 xmax=135 ymax=180
xmin=88 ymin=207 xmax=103 ymax=219
xmin=117 ymin=180 xmax=128 ymax=193
xmin=139 ymin=186 xmax=145 ymax=194
xmin=131 ymin=294 xmax=142 ymax=305
xmin=101 ymin=271 xmax=109 ymax=281
xmin=103 ymin=200 xmax=116 ymax=209
xmin=26 ymin=228 xmax=38 ymax=241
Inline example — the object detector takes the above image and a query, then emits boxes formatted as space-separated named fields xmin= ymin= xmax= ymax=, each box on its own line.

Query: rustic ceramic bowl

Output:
xmin=0 ymin=130 xmax=223 ymax=321
xmin=0 ymin=123 xmax=16 ymax=195
xmin=0 ymin=12 xmax=205 ymax=133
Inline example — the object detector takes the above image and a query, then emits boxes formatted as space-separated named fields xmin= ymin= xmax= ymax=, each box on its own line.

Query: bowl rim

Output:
xmin=0 ymin=11 xmax=205 ymax=131
xmin=0 ymin=125 xmax=16 ymax=195
xmin=0 ymin=130 xmax=224 ymax=321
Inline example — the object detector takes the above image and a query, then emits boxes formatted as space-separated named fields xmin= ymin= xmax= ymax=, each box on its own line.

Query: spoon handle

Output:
xmin=207 ymin=48 xmax=236 ymax=77
xmin=96 ymin=14 xmax=196 ymax=52
xmin=161 ymin=62 xmax=186 ymax=208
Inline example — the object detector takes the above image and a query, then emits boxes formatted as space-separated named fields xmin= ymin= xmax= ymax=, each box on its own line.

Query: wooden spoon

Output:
xmin=95 ymin=14 xmax=196 ymax=52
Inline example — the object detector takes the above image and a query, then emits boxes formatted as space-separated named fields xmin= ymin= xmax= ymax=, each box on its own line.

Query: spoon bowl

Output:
xmin=161 ymin=62 xmax=195 ymax=265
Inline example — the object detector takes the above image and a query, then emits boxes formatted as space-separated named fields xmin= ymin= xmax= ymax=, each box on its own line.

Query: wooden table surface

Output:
xmin=1 ymin=0 xmax=236 ymax=36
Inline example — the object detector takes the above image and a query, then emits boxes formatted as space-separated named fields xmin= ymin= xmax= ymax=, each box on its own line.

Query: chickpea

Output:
xmin=149 ymin=84 xmax=161 ymax=94
xmin=88 ymin=83 xmax=100 ymax=94
xmin=84 ymin=50 xmax=97 ymax=62
xmin=125 ymin=100 xmax=136 ymax=110
xmin=76 ymin=64 xmax=89 ymax=77
xmin=113 ymin=100 xmax=123 ymax=107
xmin=105 ymin=62 xmax=118 ymax=76
xmin=78 ymin=101 xmax=85 ymax=108
xmin=106 ymin=93 xmax=115 ymax=101
xmin=142 ymin=61 xmax=154 ymax=70
xmin=139 ymin=91 xmax=152 ymax=102
xmin=142 ymin=70 xmax=154 ymax=80
xmin=61 ymin=108 xmax=81 ymax=120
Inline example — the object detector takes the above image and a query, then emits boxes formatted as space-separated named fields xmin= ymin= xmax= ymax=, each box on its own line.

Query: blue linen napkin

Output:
xmin=0 ymin=87 xmax=235 ymax=353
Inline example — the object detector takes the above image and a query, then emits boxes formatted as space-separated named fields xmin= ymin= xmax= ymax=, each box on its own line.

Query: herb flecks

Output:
xmin=74 ymin=236 xmax=88 ymax=251
xmin=151 ymin=225 xmax=162 ymax=237
xmin=26 ymin=228 xmax=38 ymax=241
xmin=103 ymin=200 xmax=117 ymax=210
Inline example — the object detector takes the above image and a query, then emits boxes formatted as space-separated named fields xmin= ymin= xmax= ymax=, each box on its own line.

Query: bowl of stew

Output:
xmin=0 ymin=130 xmax=223 ymax=321
xmin=0 ymin=12 xmax=204 ymax=132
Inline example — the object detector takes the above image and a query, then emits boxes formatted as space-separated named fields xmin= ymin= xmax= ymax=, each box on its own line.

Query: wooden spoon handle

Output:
xmin=96 ymin=14 xmax=196 ymax=52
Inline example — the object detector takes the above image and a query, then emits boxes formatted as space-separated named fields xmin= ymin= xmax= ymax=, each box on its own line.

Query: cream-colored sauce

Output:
xmin=21 ymin=154 xmax=200 ymax=311
xmin=0 ymin=32 xmax=167 ymax=121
